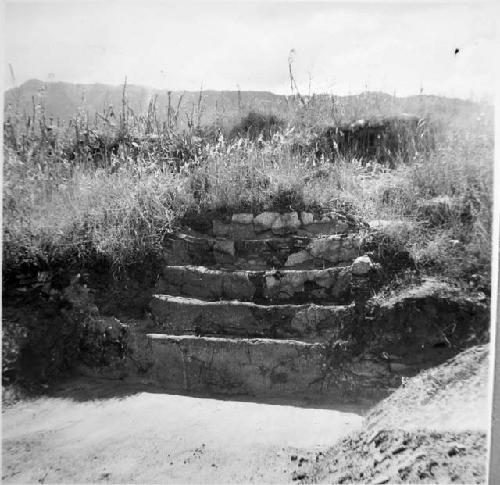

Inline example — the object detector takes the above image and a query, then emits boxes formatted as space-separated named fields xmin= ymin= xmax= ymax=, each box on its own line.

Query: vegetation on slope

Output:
xmin=2 ymin=86 xmax=493 ymax=290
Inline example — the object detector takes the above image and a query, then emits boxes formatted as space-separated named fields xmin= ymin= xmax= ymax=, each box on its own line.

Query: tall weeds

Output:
xmin=2 ymin=88 xmax=494 ymax=286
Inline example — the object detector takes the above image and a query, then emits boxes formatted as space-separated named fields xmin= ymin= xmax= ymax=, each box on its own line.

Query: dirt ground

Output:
xmin=2 ymin=378 xmax=368 ymax=484
xmin=2 ymin=346 xmax=489 ymax=484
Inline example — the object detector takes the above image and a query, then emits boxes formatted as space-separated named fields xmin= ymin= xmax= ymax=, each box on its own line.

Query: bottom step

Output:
xmin=146 ymin=334 xmax=398 ymax=400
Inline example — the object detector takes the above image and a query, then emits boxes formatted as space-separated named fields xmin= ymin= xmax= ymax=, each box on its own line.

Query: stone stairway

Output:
xmin=146 ymin=211 xmax=380 ymax=400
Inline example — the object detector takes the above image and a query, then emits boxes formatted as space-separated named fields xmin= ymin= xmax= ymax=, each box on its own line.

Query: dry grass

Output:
xmin=2 ymin=96 xmax=494 ymax=287
xmin=3 ymin=150 xmax=194 ymax=268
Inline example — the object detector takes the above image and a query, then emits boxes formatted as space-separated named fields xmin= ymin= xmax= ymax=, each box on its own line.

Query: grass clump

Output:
xmin=3 ymin=148 xmax=194 ymax=270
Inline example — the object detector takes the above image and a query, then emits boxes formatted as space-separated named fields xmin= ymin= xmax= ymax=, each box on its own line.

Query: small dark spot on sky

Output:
xmin=454 ymin=48 xmax=460 ymax=55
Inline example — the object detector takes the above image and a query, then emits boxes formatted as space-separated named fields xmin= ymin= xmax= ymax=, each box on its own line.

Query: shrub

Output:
xmin=229 ymin=111 xmax=285 ymax=140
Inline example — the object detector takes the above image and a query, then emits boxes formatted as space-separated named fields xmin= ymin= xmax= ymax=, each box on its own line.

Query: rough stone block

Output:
xmin=352 ymin=255 xmax=373 ymax=276
xmin=300 ymin=212 xmax=314 ymax=225
xmin=221 ymin=273 xmax=256 ymax=300
xmin=303 ymin=221 xmax=349 ymax=235
xmin=389 ymin=362 xmax=411 ymax=373
xmin=213 ymin=220 xmax=232 ymax=237
xmin=232 ymin=213 xmax=255 ymax=224
xmin=150 ymin=295 xmax=353 ymax=340
xmin=262 ymin=268 xmax=352 ymax=303
xmin=213 ymin=239 xmax=235 ymax=257
xmin=232 ymin=223 xmax=257 ymax=240
xmin=254 ymin=212 xmax=280 ymax=232
xmin=271 ymin=212 xmax=300 ymax=235
xmin=147 ymin=335 xmax=328 ymax=397
xmin=285 ymin=250 xmax=312 ymax=267
xmin=309 ymin=236 xmax=342 ymax=261
xmin=146 ymin=334 xmax=394 ymax=400
xmin=165 ymin=233 xmax=363 ymax=270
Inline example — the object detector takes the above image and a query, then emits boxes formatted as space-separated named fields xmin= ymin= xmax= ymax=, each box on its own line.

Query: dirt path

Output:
xmin=2 ymin=379 xmax=367 ymax=484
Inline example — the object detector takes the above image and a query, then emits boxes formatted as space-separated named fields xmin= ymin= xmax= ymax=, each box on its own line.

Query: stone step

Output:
xmin=145 ymin=334 xmax=394 ymax=399
xmin=211 ymin=211 xmax=355 ymax=240
xmin=163 ymin=233 xmax=363 ymax=270
xmin=157 ymin=265 xmax=353 ymax=303
xmin=150 ymin=295 xmax=355 ymax=341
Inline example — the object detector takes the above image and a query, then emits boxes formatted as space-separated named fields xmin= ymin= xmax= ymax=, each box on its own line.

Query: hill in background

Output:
xmin=4 ymin=79 xmax=490 ymax=131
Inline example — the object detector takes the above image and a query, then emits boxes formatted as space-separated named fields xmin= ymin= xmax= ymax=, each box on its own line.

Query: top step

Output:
xmin=163 ymin=233 xmax=364 ymax=270
xmin=201 ymin=211 xmax=360 ymax=240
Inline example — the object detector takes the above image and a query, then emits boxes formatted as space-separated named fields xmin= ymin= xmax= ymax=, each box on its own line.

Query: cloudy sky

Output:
xmin=4 ymin=1 xmax=497 ymax=99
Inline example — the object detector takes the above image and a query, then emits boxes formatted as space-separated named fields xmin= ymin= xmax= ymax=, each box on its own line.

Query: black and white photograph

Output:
xmin=1 ymin=1 xmax=497 ymax=483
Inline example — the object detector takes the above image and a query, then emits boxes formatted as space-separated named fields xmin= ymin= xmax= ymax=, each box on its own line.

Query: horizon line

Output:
xmin=4 ymin=78 xmax=493 ymax=103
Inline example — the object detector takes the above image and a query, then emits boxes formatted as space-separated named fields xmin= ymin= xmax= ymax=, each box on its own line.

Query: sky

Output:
xmin=3 ymin=1 xmax=498 ymax=99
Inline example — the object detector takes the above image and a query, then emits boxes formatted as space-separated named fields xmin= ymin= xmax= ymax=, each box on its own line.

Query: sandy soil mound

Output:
xmin=307 ymin=344 xmax=490 ymax=484
xmin=309 ymin=429 xmax=486 ymax=484
xmin=366 ymin=344 xmax=490 ymax=433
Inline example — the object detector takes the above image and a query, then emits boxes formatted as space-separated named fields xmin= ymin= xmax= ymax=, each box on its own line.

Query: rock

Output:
xmin=254 ymin=212 xmax=280 ymax=232
xmin=213 ymin=220 xmax=231 ymax=237
xmin=389 ymin=362 xmax=409 ymax=373
xmin=232 ymin=213 xmax=254 ymax=224
xmin=213 ymin=239 xmax=235 ymax=257
xmin=304 ymin=221 xmax=349 ymax=235
xmin=148 ymin=334 xmax=332 ymax=396
xmin=271 ymin=212 xmax=300 ymax=235
xmin=81 ymin=316 xmax=128 ymax=366
xmin=63 ymin=276 xmax=96 ymax=313
xmin=290 ymin=305 xmax=347 ymax=337
xmin=300 ymin=212 xmax=314 ymax=225
xmin=232 ymin=223 xmax=256 ymax=239
xmin=352 ymin=255 xmax=373 ymax=275
xmin=214 ymin=240 xmax=235 ymax=265
xmin=221 ymin=274 xmax=256 ymax=301
xmin=265 ymin=273 xmax=281 ymax=292
xmin=308 ymin=236 xmax=342 ymax=262
xmin=262 ymin=268 xmax=351 ymax=302
xmin=448 ymin=444 xmax=467 ymax=456
xmin=102 ymin=317 xmax=127 ymax=340
xmin=264 ymin=271 xmax=306 ymax=300
xmin=314 ymin=271 xmax=334 ymax=288
xmin=285 ymin=251 xmax=311 ymax=267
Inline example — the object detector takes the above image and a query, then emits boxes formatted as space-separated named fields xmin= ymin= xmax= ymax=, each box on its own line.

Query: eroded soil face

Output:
xmin=2 ymin=378 xmax=367 ymax=484
xmin=305 ymin=345 xmax=490 ymax=484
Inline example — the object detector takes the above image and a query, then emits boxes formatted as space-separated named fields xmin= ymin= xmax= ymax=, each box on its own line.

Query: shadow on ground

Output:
xmin=38 ymin=374 xmax=376 ymax=414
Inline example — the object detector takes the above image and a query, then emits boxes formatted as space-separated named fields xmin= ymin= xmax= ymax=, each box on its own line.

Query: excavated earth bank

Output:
xmin=305 ymin=345 xmax=490 ymax=484
xmin=1 ymin=210 xmax=491 ymax=484
xmin=3 ymin=211 xmax=489 ymax=400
